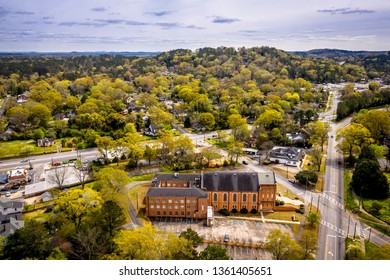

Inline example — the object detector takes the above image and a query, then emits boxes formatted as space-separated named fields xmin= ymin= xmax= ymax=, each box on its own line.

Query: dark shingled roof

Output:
xmin=146 ymin=187 xmax=207 ymax=198
xmin=202 ymin=172 xmax=259 ymax=192
xmin=152 ymin=173 xmax=201 ymax=188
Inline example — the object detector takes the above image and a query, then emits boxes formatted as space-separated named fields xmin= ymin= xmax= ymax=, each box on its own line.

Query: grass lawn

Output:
xmin=0 ymin=139 xmax=72 ymax=159
xmin=344 ymin=170 xmax=359 ymax=213
xmin=128 ymin=173 xmax=154 ymax=182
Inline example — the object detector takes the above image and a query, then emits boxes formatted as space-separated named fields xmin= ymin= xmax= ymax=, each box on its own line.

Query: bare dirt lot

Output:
xmin=152 ymin=217 xmax=295 ymax=260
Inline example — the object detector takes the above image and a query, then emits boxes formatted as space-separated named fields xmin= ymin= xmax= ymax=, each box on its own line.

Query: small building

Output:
xmin=242 ymin=148 xmax=259 ymax=155
xmin=286 ymin=132 xmax=308 ymax=146
xmin=1 ymin=217 xmax=25 ymax=237
xmin=8 ymin=168 xmax=28 ymax=185
xmin=144 ymin=124 xmax=159 ymax=137
xmin=37 ymin=138 xmax=55 ymax=147
xmin=0 ymin=198 xmax=23 ymax=229
xmin=268 ymin=146 xmax=303 ymax=167
xmin=152 ymin=173 xmax=201 ymax=188
xmin=40 ymin=191 xmax=54 ymax=203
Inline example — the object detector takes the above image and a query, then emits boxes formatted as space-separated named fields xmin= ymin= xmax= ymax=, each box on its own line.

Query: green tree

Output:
xmin=56 ymin=188 xmax=102 ymax=229
xmin=345 ymin=241 xmax=365 ymax=260
xmin=179 ymin=228 xmax=203 ymax=247
xmin=95 ymin=136 xmax=115 ymax=162
xmin=227 ymin=114 xmax=248 ymax=140
xmin=3 ymin=220 xmax=52 ymax=260
xmin=112 ymin=224 xmax=196 ymax=260
xmin=306 ymin=121 xmax=330 ymax=151
xmin=33 ymin=128 xmax=45 ymax=140
xmin=295 ymin=170 xmax=318 ymax=187
xmin=308 ymin=146 xmax=323 ymax=172
xmin=100 ymin=200 xmax=126 ymax=240
xmin=306 ymin=212 xmax=320 ymax=228
xmin=46 ymin=247 xmax=67 ymax=260
xmin=298 ymin=230 xmax=318 ymax=260
xmin=6 ymin=106 xmax=29 ymax=131
xmin=265 ymin=229 xmax=300 ymax=260
xmin=198 ymin=112 xmax=215 ymax=131
xmin=198 ymin=245 xmax=231 ymax=260
xmin=336 ymin=123 xmax=373 ymax=159
xmin=29 ymin=103 xmax=52 ymax=127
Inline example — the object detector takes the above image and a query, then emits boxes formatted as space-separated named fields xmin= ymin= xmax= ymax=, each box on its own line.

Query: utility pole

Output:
xmin=353 ymin=222 xmax=357 ymax=239
xmin=316 ymin=196 xmax=320 ymax=213
xmin=368 ymin=227 xmax=372 ymax=242
xmin=310 ymin=196 xmax=313 ymax=213
xmin=347 ymin=216 xmax=350 ymax=237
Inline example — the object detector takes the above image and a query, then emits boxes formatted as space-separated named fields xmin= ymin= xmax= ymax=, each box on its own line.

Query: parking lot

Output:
xmin=153 ymin=217 xmax=294 ymax=260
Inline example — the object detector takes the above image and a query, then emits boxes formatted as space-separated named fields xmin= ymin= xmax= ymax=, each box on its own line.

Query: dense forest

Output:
xmin=0 ymin=47 xmax=389 ymax=155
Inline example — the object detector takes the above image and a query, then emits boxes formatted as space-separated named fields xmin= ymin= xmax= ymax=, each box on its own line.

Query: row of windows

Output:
xmin=161 ymin=182 xmax=188 ymax=187
xmin=213 ymin=193 xmax=257 ymax=203
xmin=214 ymin=205 xmax=256 ymax=210
xmin=149 ymin=199 xmax=199 ymax=204
xmin=153 ymin=211 xmax=203 ymax=216
xmin=150 ymin=205 xmax=197 ymax=210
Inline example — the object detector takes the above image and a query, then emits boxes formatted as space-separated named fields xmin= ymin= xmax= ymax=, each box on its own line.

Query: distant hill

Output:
xmin=0 ymin=51 xmax=161 ymax=58
xmin=290 ymin=49 xmax=388 ymax=58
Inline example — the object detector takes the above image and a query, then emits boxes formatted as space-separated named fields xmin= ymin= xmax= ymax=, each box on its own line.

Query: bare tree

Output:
xmin=47 ymin=166 xmax=70 ymax=190
xmin=75 ymin=167 xmax=90 ymax=189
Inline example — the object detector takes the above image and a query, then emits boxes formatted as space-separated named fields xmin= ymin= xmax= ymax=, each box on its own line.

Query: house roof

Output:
xmin=258 ymin=172 xmax=277 ymax=185
xmin=146 ymin=187 xmax=207 ymax=198
xmin=153 ymin=173 xmax=201 ymax=184
xmin=202 ymin=172 xmax=260 ymax=192
xmin=269 ymin=146 xmax=303 ymax=161
xmin=0 ymin=198 xmax=23 ymax=209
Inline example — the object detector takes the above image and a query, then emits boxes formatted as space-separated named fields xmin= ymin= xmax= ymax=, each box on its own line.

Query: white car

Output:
xmin=288 ymin=179 xmax=295 ymax=183
xmin=5 ymin=191 xmax=11 ymax=197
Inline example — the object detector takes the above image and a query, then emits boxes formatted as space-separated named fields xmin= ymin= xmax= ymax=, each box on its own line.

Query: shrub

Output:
xmin=250 ymin=208 xmax=257 ymax=214
xmin=240 ymin=208 xmax=248 ymax=214
xmin=231 ymin=208 xmax=238 ymax=213
xmin=219 ymin=208 xmax=230 ymax=216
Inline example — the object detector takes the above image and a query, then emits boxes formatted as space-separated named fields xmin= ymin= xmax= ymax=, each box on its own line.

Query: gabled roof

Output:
xmin=153 ymin=173 xmax=201 ymax=183
xmin=202 ymin=172 xmax=259 ymax=192
xmin=146 ymin=187 xmax=207 ymax=198
xmin=0 ymin=198 xmax=23 ymax=209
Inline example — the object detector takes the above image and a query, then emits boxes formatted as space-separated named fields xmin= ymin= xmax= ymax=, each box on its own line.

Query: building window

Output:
xmin=213 ymin=193 xmax=218 ymax=202
xmin=150 ymin=205 xmax=155 ymax=209
xmin=174 ymin=205 xmax=178 ymax=209
xmin=156 ymin=205 xmax=160 ymax=209
xmin=233 ymin=205 xmax=237 ymax=209
xmin=233 ymin=193 xmax=237 ymax=202
xmin=180 ymin=199 xmax=185 ymax=203
xmin=223 ymin=193 xmax=228 ymax=202
xmin=183 ymin=183 xmax=187 ymax=187
xmin=150 ymin=199 xmax=154 ymax=203
xmin=162 ymin=205 xmax=166 ymax=209
xmin=168 ymin=205 xmax=172 ymax=209
xmin=169 ymin=211 xmax=172 ymax=215
xmin=174 ymin=200 xmax=178 ymax=203
xmin=243 ymin=194 xmax=247 ymax=202
xmin=163 ymin=211 xmax=166 ymax=215
xmin=162 ymin=199 xmax=166 ymax=203
xmin=193 ymin=200 xmax=197 ymax=203
xmin=187 ymin=212 xmax=190 ymax=216
xmin=167 ymin=183 xmax=171 ymax=187
xmin=252 ymin=194 xmax=257 ymax=203
xmin=186 ymin=199 xmax=190 ymax=203
xmin=175 ymin=211 xmax=178 ymax=215
xmin=187 ymin=206 xmax=190 ymax=209
xmin=181 ymin=205 xmax=185 ymax=209
xmin=168 ymin=199 xmax=172 ymax=203
xmin=157 ymin=199 xmax=160 ymax=203
xmin=242 ymin=205 xmax=247 ymax=209
xmin=252 ymin=205 xmax=257 ymax=209
xmin=157 ymin=211 xmax=160 ymax=215
xmin=172 ymin=183 xmax=176 ymax=187
xmin=181 ymin=212 xmax=184 ymax=215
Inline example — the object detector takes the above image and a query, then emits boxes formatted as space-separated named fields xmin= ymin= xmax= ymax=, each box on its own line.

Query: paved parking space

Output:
xmin=152 ymin=217 xmax=294 ymax=260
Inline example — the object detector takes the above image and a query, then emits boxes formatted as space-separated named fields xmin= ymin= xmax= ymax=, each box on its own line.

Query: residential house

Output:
xmin=144 ymin=124 xmax=159 ymax=137
xmin=145 ymin=171 xmax=277 ymax=220
xmin=1 ymin=217 xmax=25 ymax=237
xmin=0 ymin=198 xmax=23 ymax=234
xmin=286 ymin=132 xmax=308 ymax=146
xmin=268 ymin=146 xmax=303 ymax=167
xmin=0 ymin=172 xmax=8 ymax=184
xmin=37 ymin=137 xmax=55 ymax=147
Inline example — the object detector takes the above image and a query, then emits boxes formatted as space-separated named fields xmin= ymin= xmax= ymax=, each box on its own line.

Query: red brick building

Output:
xmin=145 ymin=171 xmax=277 ymax=220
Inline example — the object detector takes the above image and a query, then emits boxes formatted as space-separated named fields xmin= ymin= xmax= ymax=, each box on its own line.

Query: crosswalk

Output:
xmin=322 ymin=193 xmax=344 ymax=210
xmin=320 ymin=220 xmax=347 ymax=236
xmin=320 ymin=218 xmax=366 ymax=239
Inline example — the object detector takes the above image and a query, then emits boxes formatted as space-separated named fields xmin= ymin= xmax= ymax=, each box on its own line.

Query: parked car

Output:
xmin=242 ymin=160 xmax=248 ymax=165
xmin=5 ymin=191 xmax=11 ymax=197
xmin=288 ymin=179 xmax=295 ymax=183
xmin=223 ymin=234 xmax=230 ymax=242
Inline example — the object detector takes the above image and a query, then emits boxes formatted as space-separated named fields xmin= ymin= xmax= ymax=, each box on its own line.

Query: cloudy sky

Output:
xmin=0 ymin=0 xmax=389 ymax=52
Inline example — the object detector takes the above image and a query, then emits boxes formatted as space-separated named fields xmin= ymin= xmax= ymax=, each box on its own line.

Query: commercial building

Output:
xmin=145 ymin=171 xmax=277 ymax=220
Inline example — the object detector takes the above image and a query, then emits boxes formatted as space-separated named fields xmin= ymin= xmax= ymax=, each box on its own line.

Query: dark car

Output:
xmin=223 ymin=234 xmax=230 ymax=242
xmin=242 ymin=160 xmax=248 ymax=165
